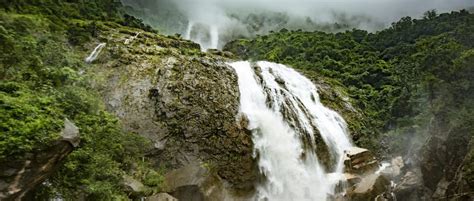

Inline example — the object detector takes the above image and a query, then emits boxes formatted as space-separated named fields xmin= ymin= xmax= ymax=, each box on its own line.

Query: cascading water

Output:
xmin=85 ymin=43 xmax=106 ymax=63
xmin=209 ymin=25 xmax=219 ymax=49
xmin=183 ymin=21 xmax=220 ymax=50
xmin=229 ymin=61 xmax=353 ymax=201
xmin=124 ymin=32 xmax=140 ymax=45
xmin=184 ymin=21 xmax=194 ymax=40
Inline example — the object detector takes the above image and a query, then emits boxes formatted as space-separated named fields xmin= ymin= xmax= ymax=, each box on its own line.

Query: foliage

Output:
xmin=0 ymin=84 xmax=63 ymax=160
xmin=0 ymin=8 xmax=161 ymax=200
xmin=0 ymin=12 xmax=82 ymax=160
xmin=1 ymin=0 xmax=123 ymax=21
xmin=49 ymin=111 xmax=155 ymax=200
xmin=0 ymin=0 xmax=156 ymax=33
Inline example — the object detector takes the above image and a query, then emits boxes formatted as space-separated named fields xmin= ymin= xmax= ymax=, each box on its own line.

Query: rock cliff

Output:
xmin=84 ymin=23 xmax=257 ymax=197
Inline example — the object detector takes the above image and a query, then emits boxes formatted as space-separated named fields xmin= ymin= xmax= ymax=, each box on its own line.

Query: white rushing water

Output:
xmin=229 ymin=61 xmax=353 ymax=201
xmin=184 ymin=21 xmax=220 ymax=50
xmin=85 ymin=43 xmax=106 ymax=63
xmin=124 ymin=32 xmax=140 ymax=45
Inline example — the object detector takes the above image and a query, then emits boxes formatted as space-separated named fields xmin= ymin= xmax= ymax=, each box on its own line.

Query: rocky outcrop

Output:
xmin=335 ymin=147 xmax=392 ymax=201
xmin=396 ymin=114 xmax=474 ymax=201
xmin=393 ymin=170 xmax=426 ymax=201
xmin=368 ymin=115 xmax=474 ymax=201
xmin=161 ymin=162 xmax=252 ymax=201
xmin=339 ymin=142 xmax=473 ymax=201
xmin=344 ymin=147 xmax=380 ymax=175
xmin=0 ymin=119 xmax=80 ymax=200
xmin=86 ymin=24 xmax=256 ymax=194
xmin=146 ymin=193 xmax=178 ymax=201
xmin=347 ymin=174 xmax=391 ymax=201
xmin=123 ymin=175 xmax=147 ymax=196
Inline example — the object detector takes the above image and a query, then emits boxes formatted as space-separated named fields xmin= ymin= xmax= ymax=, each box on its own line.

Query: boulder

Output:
xmin=344 ymin=173 xmax=362 ymax=186
xmin=393 ymin=170 xmax=425 ymax=201
xmin=336 ymin=147 xmax=400 ymax=201
xmin=432 ymin=177 xmax=450 ymax=199
xmin=123 ymin=175 xmax=146 ymax=195
xmin=162 ymin=163 xmax=252 ymax=201
xmin=344 ymin=147 xmax=379 ymax=175
xmin=0 ymin=120 xmax=80 ymax=200
xmin=389 ymin=156 xmax=404 ymax=178
xmin=347 ymin=174 xmax=391 ymax=201
xmin=146 ymin=193 xmax=178 ymax=201
xmin=60 ymin=119 xmax=81 ymax=148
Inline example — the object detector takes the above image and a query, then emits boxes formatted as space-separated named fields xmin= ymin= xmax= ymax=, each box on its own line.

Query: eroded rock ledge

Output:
xmin=0 ymin=120 xmax=80 ymax=200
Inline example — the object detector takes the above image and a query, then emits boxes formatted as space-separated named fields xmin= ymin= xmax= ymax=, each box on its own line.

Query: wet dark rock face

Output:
xmin=386 ymin=113 xmax=474 ymax=201
xmin=88 ymin=27 xmax=257 ymax=195
xmin=417 ymin=115 xmax=473 ymax=201
xmin=148 ymin=57 xmax=256 ymax=190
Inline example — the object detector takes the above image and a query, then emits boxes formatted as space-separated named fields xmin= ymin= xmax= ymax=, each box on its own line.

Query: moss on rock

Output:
xmin=84 ymin=23 xmax=257 ymax=192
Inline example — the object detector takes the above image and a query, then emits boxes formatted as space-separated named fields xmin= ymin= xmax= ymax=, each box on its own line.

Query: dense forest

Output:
xmin=224 ymin=12 xmax=474 ymax=198
xmin=224 ymin=10 xmax=474 ymax=155
xmin=1 ymin=0 xmax=473 ymax=200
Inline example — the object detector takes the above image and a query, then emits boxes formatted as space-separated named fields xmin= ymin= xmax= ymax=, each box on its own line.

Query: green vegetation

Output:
xmin=47 ymin=112 xmax=163 ymax=200
xmin=2 ymin=0 xmax=472 ymax=198
xmin=0 ymin=1 xmax=162 ymax=199
xmin=224 ymin=10 xmax=474 ymax=153
xmin=1 ymin=0 xmax=155 ymax=32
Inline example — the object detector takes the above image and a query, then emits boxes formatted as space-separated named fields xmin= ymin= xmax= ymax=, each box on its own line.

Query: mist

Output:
xmin=121 ymin=0 xmax=474 ymax=49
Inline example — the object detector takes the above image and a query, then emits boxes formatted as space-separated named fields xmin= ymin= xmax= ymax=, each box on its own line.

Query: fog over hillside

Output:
xmin=121 ymin=0 xmax=474 ymax=49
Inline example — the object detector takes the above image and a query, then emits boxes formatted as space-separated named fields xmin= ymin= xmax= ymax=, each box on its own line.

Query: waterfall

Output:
xmin=85 ymin=43 xmax=106 ymax=63
xmin=229 ymin=61 xmax=353 ymax=201
xmin=183 ymin=21 xmax=219 ymax=50
xmin=124 ymin=32 xmax=140 ymax=45
xmin=209 ymin=25 xmax=219 ymax=49
xmin=184 ymin=21 xmax=194 ymax=40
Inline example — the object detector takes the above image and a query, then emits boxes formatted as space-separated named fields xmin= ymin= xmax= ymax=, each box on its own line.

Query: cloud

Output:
xmin=175 ymin=0 xmax=472 ymax=23
xmin=121 ymin=0 xmax=474 ymax=49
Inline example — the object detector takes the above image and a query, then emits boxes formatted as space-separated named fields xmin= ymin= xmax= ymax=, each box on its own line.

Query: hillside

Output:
xmin=1 ymin=1 xmax=473 ymax=200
